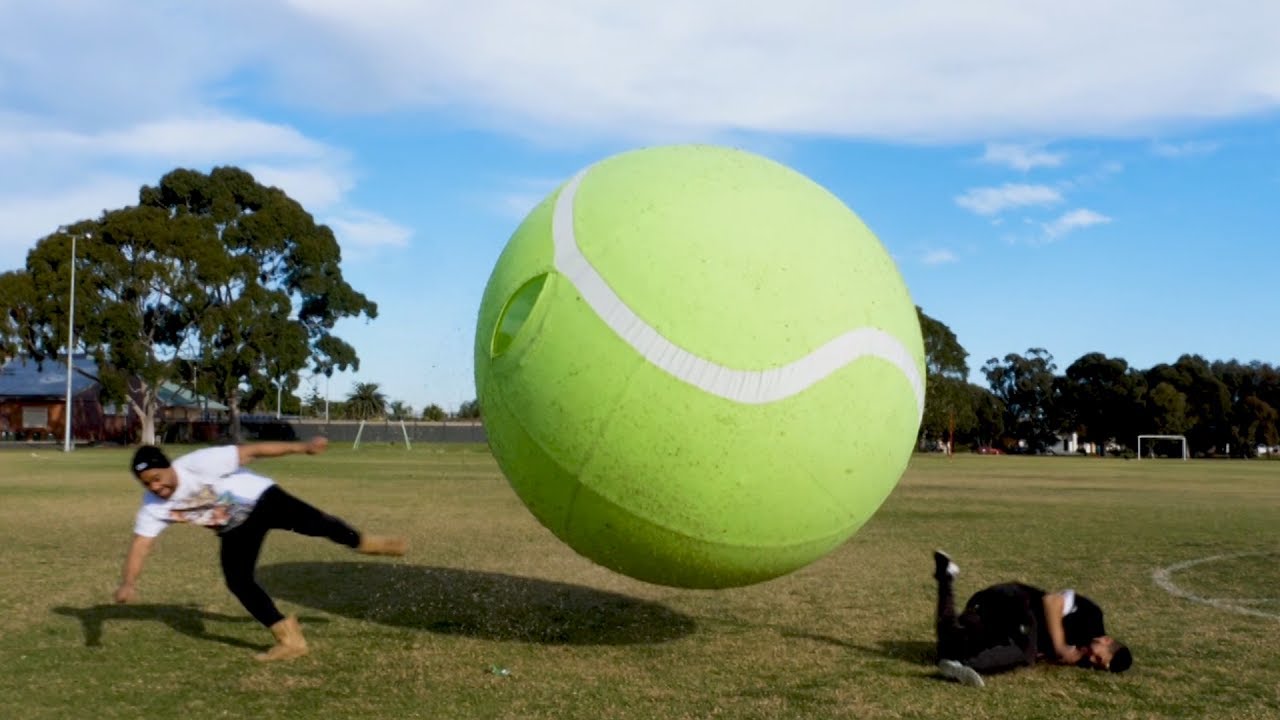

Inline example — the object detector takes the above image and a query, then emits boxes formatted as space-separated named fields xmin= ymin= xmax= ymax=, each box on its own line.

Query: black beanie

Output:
xmin=131 ymin=445 xmax=171 ymax=477
xmin=1109 ymin=645 xmax=1133 ymax=673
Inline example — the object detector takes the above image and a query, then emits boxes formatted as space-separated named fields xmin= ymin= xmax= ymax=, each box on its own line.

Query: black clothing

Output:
xmin=1003 ymin=582 xmax=1106 ymax=654
xmin=936 ymin=578 xmax=1107 ymax=675
xmin=219 ymin=485 xmax=360 ymax=626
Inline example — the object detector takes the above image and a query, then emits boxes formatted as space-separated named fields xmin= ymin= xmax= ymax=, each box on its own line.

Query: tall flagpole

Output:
xmin=63 ymin=233 xmax=76 ymax=453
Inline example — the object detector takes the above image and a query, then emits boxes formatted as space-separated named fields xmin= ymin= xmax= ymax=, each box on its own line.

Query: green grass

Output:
xmin=1 ymin=446 xmax=1278 ymax=719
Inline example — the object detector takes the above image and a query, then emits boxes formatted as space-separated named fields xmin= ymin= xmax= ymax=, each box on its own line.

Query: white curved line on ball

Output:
xmin=552 ymin=168 xmax=925 ymax=415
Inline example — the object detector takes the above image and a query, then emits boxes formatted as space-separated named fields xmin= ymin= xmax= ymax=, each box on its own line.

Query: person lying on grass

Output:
xmin=931 ymin=550 xmax=1132 ymax=687
xmin=114 ymin=437 xmax=407 ymax=661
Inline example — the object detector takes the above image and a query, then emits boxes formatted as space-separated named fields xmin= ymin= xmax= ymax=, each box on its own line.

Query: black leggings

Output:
xmin=219 ymin=485 xmax=361 ymax=627
xmin=936 ymin=580 xmax=1038 ymax=674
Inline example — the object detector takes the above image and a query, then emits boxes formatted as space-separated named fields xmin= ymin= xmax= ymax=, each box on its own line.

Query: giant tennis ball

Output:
xmin=475 ymin=145 xmax=924 ymax=589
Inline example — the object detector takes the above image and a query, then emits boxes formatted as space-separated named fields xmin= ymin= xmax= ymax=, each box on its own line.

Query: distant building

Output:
xmin=0 ymin=356 xmax=229 ymax=444
xmin=1053 ymin=432 xmax=1079 ymax=454
xmin=0 ymin=355 xmax=104 ymax=442
xmin=155 ymin=382 xmax=229 ymax=422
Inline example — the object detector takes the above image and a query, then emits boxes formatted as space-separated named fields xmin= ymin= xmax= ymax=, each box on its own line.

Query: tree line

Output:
xmin=0 ymin=166 xmax=483 ymax=441
xmin=918 ymin=309 xmax=1280 ymax=458
xmin=0 ymin=166 xmax=376 ymax=443
xmin=2 ymin=166 xmax=1274 ymax=453
xmin=292 ymin=381 xmax=481 ymax=422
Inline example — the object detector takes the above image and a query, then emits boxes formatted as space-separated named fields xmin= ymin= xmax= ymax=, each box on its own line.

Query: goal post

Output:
xmin=1137 ymin=434 xmax=1188 ymax=460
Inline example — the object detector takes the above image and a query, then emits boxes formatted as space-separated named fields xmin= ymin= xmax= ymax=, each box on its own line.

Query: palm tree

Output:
xmin=346 ymin=382 xmax=387 ymax=420
xmin=388 ymin=400 xmax=412 ymax=420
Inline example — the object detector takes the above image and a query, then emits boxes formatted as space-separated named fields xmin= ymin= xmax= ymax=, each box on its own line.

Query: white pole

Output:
xmin=62 ymin=234 xmax=76 ymax=453
xmin=324 ymin=374 xmax=330 ymax=423
xmin=276 ymin=379 xmax=282 ymax=418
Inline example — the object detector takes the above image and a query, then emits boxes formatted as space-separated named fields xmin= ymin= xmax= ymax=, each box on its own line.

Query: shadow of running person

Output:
xmin=255 ymin=562 xmax=697 ymax=646
xmin=51 ymin=604 xmax=328 ymax=651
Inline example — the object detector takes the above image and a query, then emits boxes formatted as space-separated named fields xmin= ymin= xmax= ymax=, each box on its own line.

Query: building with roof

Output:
xmin=156 ymin=381 xmax=229 ymax=421
xmin=0 ymin=355 xmax=105 ymax=442
xmin=0 ymin=356 xmax=230 ymax=444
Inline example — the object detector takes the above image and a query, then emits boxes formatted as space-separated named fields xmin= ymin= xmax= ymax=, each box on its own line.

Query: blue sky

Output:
xmin=2 ymin=2 xmax=1278 ymax=414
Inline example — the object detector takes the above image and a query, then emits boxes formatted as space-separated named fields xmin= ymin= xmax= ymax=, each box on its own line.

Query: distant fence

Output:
xmin=163 ymin=418 xmax=487 ymax=445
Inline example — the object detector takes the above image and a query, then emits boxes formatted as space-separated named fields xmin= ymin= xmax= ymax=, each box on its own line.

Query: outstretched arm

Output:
xmin=114 ymin=534 xmax=156 ymax=603
xmin=1042 ymin=592 xmax=1086 ymax=664
xmin=237 ymin=436 xmax=328 ymax=466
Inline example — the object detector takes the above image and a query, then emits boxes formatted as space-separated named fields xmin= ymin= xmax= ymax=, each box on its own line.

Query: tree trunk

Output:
xmin=142 ymin=394 xmax=158 ymax=445
xmin=228 ymin=388 xmax=242 ymax=443
xmin=127 ymin=380 xmax=159 ymax=445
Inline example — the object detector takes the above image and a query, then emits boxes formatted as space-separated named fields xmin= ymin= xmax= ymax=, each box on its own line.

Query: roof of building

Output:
xmin=0 ymin=356 xmax=228 ymax=411
xmin=0 ymin=355 xmax=99 ymax=398
xmin=157 ymin=382 xmax=229 ymax=412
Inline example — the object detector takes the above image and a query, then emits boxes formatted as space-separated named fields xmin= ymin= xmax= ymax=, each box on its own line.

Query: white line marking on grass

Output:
xmin=1152 ymin=552 xmax=1280 ymax=621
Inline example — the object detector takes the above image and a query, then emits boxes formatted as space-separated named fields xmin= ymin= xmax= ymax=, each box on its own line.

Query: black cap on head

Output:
xmin=131 ymin=445 xmax=170 ymax=478
xmin=1110 ymin=644 xmax=1133 ymax=673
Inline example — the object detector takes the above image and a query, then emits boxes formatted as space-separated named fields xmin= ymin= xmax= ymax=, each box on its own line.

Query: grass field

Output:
xmin=1 ymin=445 xmax=1277 ymax=719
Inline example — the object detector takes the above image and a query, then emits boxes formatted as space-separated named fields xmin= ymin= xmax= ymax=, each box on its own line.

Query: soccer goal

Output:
xmin=1137 ymin=434 xmax=1189 ymax=460
xmin=352 ymin=419 xmax=412 ymax=450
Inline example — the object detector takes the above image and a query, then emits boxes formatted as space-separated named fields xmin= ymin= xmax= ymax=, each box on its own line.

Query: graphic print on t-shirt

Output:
xmin=133 ymin=446 xmax=275 ymax=538
xmin=167 ymin=483 xmax=257 ymax=532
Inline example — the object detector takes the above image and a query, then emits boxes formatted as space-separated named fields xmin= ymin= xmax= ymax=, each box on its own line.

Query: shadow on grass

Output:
xmin=858 ymin=639 xmax=937 ymax=666
xmin=51 ymin=604 xmax=326 ymax=651
xmin=782 ymin=629 xmax=936 ymax=666
xmin=256 ymin=561 xmax=696 ymax=645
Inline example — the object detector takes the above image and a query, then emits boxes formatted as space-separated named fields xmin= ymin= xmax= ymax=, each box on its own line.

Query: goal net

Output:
xmin=1137 ymin=434 xmax=1188 ymax=460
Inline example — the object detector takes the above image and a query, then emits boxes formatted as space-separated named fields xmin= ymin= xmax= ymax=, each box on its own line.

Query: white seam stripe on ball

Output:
xmin=551 ymin=168 xmax=925 ymax=417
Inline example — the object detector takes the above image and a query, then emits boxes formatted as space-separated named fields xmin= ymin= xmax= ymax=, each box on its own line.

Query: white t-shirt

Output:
xmin=133 ymin=446 xmax=275 ymax=537
xmin=1060 ymin=589 xmax=1077 ymax=617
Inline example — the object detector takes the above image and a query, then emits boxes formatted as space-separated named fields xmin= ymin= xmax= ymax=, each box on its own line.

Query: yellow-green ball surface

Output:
xmin=475 ymin=145 xmax=924 ymax=588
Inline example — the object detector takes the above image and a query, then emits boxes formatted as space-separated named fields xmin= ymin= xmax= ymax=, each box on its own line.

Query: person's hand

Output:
xmin=305 ymin=436 xmax=329 ymax=455
xmin=114 ymin=583 xmax=136 ymax=604
xmin=1057 ymin=645 xmax=1087 ymax=664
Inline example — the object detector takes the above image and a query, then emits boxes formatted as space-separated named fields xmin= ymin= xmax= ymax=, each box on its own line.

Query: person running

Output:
xmin=114 ymin=437 xmax=407 ymax=661
xmin=932 ymin=550 xmax=1132 ymax=687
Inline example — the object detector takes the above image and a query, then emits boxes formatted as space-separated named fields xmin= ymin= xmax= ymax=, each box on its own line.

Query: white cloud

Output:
xmin=7 ymin=2 xmax=1280 ymax=143
xmin=325 ymin=211 xmax=412 ymax=250
xmin=955 ymin=183 xmax=1063 ymax=216
xmin=97 ymin=117 xmax=332 ymax=163
xmin=0 ymin=112 xmax=387 ymax=268
xmin=493 ymin=192 xmax=548 ymax=221
xmin=0 ymin=176 xmax=142 ymax=270
xmin=1151 ymin=140 xmax=1221 ymax=158
xmin=1058 ymin=161 xmax=1125 ymax=193
xmin=247 ymin=164 xmax=354 ymax=211
xmin=2 ymin=2 xmax=1275 ymax=269
xmin=272 ymin=2 xmax=1280 ymax=142
xmin=0 ymin=113 xmax=333 ymax=170
xmin=922 ymin=249 xmax=959 ymax=266
xmin=1043 ymin=208 xmax=1112 ymax=240
xmin=981 ymin=143 xmax=1066 ymax=171
xmin=486 ymin=176 xmax=566 ymax=220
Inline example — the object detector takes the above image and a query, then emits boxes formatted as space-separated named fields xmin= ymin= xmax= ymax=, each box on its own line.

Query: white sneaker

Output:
xmin=934 ymin=550 xmax=960 ymax=580
xmin=938 ymin=659 xmax=985 ymax=688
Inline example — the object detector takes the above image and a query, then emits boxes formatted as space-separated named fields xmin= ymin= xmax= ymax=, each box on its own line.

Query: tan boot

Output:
xmin=357 ymin=535 xmax=408 ymax=556
xmin=255 ymin=615 xmax=308 ymax=662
